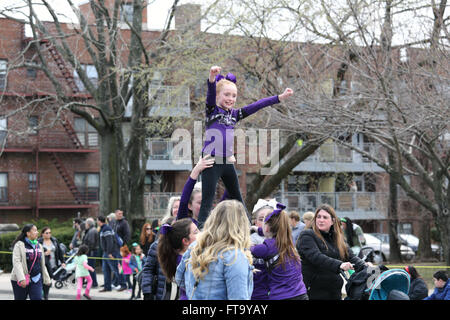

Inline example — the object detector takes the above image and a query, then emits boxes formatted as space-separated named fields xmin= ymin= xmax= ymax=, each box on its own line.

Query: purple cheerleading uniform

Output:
xmin=251 ymin=237 xmax=307 ymax=300
xmin=177 ymin=176 xmax=197 ymax=221
xmin=202 ymin=80 xmax=280 ymax=157
xmin=197 ymin=80 xmax=280 ymax=226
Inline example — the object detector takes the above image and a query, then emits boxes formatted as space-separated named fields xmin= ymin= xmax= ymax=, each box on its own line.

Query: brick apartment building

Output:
xmin=0 ymin=1 xmax=434 ymax=240
xmin=0 ymin=17 xmax=101 ymax=223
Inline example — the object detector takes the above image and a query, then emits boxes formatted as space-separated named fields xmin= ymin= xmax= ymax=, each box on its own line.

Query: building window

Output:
xmin=74 ymin=118 xmax=98 ymax=147
xmin=74 ymin=64 xmax=98 ymax=92
xmin=0 ymin=60 xmax=6 ymax=90
xmin=29 ymin=116 xmax=38 ymax=135
xmin=120 ymin=3 xmax=134 ymax=23
xmin=0 ymin=117 xmax=6 ymax=145
xmin=74 ymin=173 xmax=99 ymax=201
xmin=287 ymin=175 xmax=309 ymax=192
xmin=27 ymin=67 xmax=37 ymax=79
xmin=398 ymin=223 xmax=412 ymax=235
xmin=28 ymin=173 xmax=37 ymax=191
xmin=145 ymin=173 xmax=163 ymax=192
xmin=0 ymin=173 xmax=7 ymax=202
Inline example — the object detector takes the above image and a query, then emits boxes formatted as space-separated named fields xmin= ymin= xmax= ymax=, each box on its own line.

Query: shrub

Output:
xmin=0 ymin=220 xmax=74 ymax=272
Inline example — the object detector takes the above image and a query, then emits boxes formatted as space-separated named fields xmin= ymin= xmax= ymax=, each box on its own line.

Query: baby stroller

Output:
xmin=367 ymin=268 xmax=410 ymax=300
xmin=344 ymin=265 xmax=411 ymax=300
xmin=358 ymin=246 xmax=384 ymax=265
xmin=53 ymin=248 xmax=78 ymax=289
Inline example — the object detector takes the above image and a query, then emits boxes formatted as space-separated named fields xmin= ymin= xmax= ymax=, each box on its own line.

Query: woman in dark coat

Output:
xmin=296 ymin=204 xmax=367 ymax=300
xmin=38 ymin=227 xmax=66 ymax=300
xmin=405 ymin=265 xmax=428 ymax=300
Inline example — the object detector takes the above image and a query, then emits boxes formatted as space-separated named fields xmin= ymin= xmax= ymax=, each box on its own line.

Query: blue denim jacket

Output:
xmin=175 ymin=242 xmax=254 ymax=300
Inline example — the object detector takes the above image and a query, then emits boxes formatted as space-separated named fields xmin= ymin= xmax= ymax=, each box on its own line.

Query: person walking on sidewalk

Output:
xmin=10 ymin=224 xmax=51 ymax=300
xmin=82 ymin=218 xmax=99 ymax=288
xmin=97 ymin=216 xmax=127 ymax=292
xmin=65 ymin=244 xmax=95 ymax=300
xmin=38 ymin=227 xmax=66 ymax=300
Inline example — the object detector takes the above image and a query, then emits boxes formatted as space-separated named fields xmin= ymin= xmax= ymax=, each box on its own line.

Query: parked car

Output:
xmin=398 ymin=233 xmax=442 ymax=260
xmin=363 ymin=233 xmax=415 ymax=262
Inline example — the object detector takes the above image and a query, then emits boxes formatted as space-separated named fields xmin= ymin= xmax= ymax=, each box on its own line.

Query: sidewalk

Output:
xmin=0 ymin=272 xmax=137 ymax=300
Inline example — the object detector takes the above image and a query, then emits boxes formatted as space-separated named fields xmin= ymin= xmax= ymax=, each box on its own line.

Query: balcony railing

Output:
xmin=0 ymin=189 xmax=99 ymax=207
xmin=274 ymin=191 xmax=388 ymax=216
xmin=2 ymin=130 xmax=95 ymax=150
xmin=144 ymin=192 xmax=181 ymax=220
xmin=148 ymin=85 xmax=190 ymax=117
xmin=288 ymin=142 xmax=381 ymax=163
xmin=148 ymin=139 xmax=173 ymax=160
xmin=143 ymin=191 xmax=388 ymax=221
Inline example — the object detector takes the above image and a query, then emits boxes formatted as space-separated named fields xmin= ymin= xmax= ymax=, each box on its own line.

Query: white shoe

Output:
xmin=112 ymin=285 xmax=120 ymax=290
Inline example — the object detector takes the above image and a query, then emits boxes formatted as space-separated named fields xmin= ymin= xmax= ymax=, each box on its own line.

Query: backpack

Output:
xmin=113 ymin=230 xmax=123 ymax=247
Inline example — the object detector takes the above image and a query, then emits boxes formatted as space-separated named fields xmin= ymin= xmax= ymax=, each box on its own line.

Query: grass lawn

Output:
xmin=384 ymin=261 xmax=449 ymax=291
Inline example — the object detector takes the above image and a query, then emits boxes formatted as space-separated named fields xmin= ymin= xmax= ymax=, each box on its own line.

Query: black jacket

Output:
xmin=297 ymin=228 xmax=366 ymax=300
xmin=38 ymin=236 xmax=65 ymax=278
xmin=408 ymin=278 xmax=428 ymax=300
xmin=114 ymin=218 xmax=131 ymax=244
xmin=82 ymin=226 xmax=99 ymax=252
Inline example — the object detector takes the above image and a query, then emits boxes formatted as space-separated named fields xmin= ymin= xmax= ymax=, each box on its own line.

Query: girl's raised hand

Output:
xmin=191 ymin=155 xmax=215 ymax=180
xmin=209 ymin=66 xmax=221 ymax=82
xmin=279 ymin=88 xmax=294 ymax=101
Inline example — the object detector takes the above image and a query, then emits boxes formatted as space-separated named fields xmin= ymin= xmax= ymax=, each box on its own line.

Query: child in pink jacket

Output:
xmin=120 ymin=245 xmax=133 ymax=290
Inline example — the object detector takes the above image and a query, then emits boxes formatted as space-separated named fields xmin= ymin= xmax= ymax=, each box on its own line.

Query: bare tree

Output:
xmin=268 ymin=0 xmax=450 ymax=264
xmin=0 ymin=0 xmax=223 ymax=230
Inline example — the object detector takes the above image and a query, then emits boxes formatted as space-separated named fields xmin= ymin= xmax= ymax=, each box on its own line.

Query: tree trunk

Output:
xmin=436 ymin=206 xmax=450 ymax=265
xmin=388 ymin=152 xmax=402 ymax=263
xmin=245 ymin=136 xmax=323 ymax=211
xmin=418 ymin=210 xmax=433 ymax=260
xmin=99 ymin=129 xmax=121 ymax=216
xmin=97 ymin=119 xmax=129 ymax=218
xmin=127 ymin=132 xmax=147 ymax=232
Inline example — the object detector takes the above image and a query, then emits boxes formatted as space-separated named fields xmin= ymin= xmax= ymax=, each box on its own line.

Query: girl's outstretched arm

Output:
xmin=236 ymin=88 xmax=294 ymax=121
xmin=206 ymin=66 xmax=221 ymax=108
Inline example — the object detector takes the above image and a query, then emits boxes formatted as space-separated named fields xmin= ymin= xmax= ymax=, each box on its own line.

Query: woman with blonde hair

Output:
xmin=161 ymin=196 xmax=181 ymax=222
xmin=175 ymin=200 xmax=254 ymax=300
xmin=296 ymin=204 xmax=366 ymax=300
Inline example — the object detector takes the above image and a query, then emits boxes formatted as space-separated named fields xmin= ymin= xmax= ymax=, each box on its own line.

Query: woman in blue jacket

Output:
xmin=176 ymin=200 xmax=254 ymax=300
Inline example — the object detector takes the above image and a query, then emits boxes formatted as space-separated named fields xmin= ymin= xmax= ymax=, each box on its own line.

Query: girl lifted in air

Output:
xmin=197 ymin=65 xmax=294 ymax=227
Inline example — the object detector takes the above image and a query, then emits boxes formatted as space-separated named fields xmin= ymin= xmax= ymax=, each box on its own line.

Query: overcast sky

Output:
xmin=0 ymin=0 xmax=206 ymax=30
xmin=0 ymin=0 xmax=447 ymax=46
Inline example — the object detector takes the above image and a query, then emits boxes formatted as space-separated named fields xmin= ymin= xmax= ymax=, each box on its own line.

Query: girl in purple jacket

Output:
xmin=197 ymin=65 xmax=293 ymax=227
xmin=251 ymin=203 xmax=308 ymax=300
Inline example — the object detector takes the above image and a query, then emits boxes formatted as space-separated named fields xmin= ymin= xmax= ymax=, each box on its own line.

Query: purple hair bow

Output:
xmin=264 ymin=203 xmax=286 ymax=222
xmin=159 ymin=224 xmax=172 ymax=235
xmin=215 ymin=72 xmax=237 ymax=83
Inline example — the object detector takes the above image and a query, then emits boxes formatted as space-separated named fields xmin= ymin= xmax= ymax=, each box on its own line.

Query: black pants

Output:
xmin=284 ymin=293 xmax=309 ymax=300
xmin=197 ymin=161 xmax=247 ymax=227
xmin=131 ymin=274 xmax=142 ymax=298
xmin=11 ymin=278 xmax=43 ymax=300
